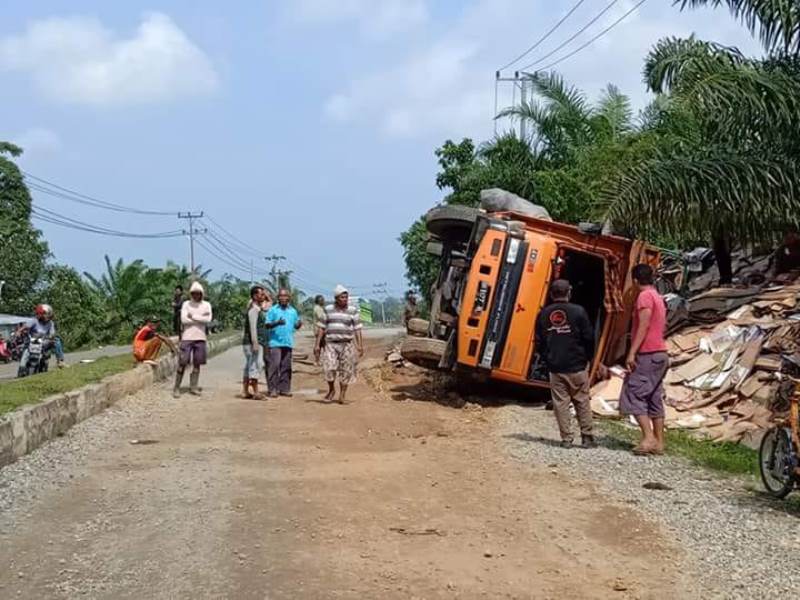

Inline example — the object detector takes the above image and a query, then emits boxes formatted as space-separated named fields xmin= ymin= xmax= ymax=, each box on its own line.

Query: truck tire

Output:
xmin=400 ymin=337 xmax=447 ymax=370
xmin=407 ymin=318 xmax=430 ymax=337
xmin=425 ymin=205 xmax=480 ymax=242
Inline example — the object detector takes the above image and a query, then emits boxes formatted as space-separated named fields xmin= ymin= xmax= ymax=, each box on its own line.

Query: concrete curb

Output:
xmin=0 ymin=335 xmax=238 ymax=469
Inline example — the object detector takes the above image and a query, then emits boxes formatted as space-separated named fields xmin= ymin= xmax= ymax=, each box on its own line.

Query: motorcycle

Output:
xmin=0 ymin=337 xmax=10 ymax=363
xmin=759 ymin=354 xmax=800 ymax=498
xmin=16 ymin=336 xmax=51 ymax=378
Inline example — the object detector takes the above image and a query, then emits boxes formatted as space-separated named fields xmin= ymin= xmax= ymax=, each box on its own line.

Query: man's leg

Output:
xmin=142 ymin=338 xmax=162 ymax=362
xmin=279 ymin=348 xmax=293 ymax=395
xmin=17 ymin=347 xmax=30 ymax=377
xmin=548 ymin=373 xmax=574 ymax=445
xmin=652 ymin=418 xmax=665 ymax=453
xmin=570 ymin=370 xmax=595 ymax=446
xmin=189 ymin=342 xmax=205 ymax=396
xmin=634 ymin=415 xmax=656 ymax=451
xmin=267 ymin=347 xmax=281 ymax=397
xmin=338 ymin=343 xmax=357 ymax=404
xmin=173 ymin=342 xmax=189 ymax=398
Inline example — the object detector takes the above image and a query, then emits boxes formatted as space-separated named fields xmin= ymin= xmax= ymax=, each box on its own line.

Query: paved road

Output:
xmin=0 ymin=330 xmax=689 ymax=599
xmin=0 ymin=344 xmax=129 ymax=381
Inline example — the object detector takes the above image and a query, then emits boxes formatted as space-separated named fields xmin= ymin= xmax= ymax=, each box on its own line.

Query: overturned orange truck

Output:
xmin=401 ymin=193 xmax=659 ymax=388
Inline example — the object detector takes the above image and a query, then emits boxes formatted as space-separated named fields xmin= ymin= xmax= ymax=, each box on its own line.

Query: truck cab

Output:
xmin=401 ymin=205 xmax=658 ymax=389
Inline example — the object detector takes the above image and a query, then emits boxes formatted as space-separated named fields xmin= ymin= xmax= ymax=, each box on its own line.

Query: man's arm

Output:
xmin=626 ymin=307 xmax=653 ymax=371
xmin=191 ymin=303 xmax=212 ymax=324
xmin=157 ymin=333 xmax=178 ymax=354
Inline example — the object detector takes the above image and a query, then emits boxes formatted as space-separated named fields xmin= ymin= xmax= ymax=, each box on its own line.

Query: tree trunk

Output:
xmin=712 ymin=233 xmax=734 ymax=285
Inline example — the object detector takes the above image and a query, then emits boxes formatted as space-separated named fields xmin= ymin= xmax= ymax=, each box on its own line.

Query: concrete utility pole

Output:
xmin=178 ymin=211 xmax=206 ymax=278
xmin=373 ymin=282 xmax=388 ymax=324
xmin=495 ymin=71 xmax=530 ymax=140
xmin=265 ymin=255 xmax=286 ymax=290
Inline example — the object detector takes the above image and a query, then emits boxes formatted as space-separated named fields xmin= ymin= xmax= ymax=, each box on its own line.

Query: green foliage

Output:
xmin=600 ymin=3 xmax=800 ymax=277
xmin=0 ymin=354 xmax=134 ymax=416
xmin=206 ymin=276 xmax=251 ymax=330
xmin=39 ymin=265 xmax=105 ymax=349
xmin=399 ymin=217 xmax=440 ymax=298
xmin=0 ymin=143 xmax=49 ymax=315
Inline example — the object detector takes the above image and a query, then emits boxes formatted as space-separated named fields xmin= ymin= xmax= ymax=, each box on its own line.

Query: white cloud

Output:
xmin=321 ymin=0 xmax=764 ymax=139
xmin=290 ymin=0 xmax=428 ymax=40
xmin=0 ymin=12 xmax=218 ymax=106
xmin=11 ymin=127 xmax=62 ymax=156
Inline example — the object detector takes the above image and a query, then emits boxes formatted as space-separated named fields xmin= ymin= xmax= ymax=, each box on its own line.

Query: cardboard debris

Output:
xmin=656 ymin=274 xmax=800 ymax=445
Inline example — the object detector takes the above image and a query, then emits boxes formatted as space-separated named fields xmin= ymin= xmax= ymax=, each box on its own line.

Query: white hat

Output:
xmin=334 ymin=284 xmax=348 ymax=297
xmin=189 ymin=281 xmax=205 ymax=296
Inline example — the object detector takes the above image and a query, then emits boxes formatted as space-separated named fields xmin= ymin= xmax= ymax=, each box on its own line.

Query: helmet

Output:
xmin=34 ymin=304 xmax=53 ymax=319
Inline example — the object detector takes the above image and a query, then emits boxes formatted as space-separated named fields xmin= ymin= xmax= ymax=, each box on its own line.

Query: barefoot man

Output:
xmin=315 ymin=285 xmax=363 ymax=404
xmin=620 ymin=264 xmax=669 ymax=455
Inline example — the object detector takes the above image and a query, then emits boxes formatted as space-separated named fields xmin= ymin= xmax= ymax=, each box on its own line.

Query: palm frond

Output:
xmin=644 ymin=35 xmax=747 ymax=93
xmin=599 ymin=152 xmax=800 ymax=243
xmin=678 ymin=0 xmax=800 ymax=55
xmin=595 ymin=84 xmax=633 ymax=137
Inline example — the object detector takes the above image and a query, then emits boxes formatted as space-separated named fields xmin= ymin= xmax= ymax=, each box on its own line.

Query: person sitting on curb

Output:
xmin=133 ymin=317 xmax=177 ymax=365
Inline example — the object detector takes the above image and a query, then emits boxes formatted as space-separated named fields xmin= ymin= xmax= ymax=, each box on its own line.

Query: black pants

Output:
xmin=173 ymin=313 xmax=182 ymax=339
xmin=267 ymin=347 xmax=292 ymax=394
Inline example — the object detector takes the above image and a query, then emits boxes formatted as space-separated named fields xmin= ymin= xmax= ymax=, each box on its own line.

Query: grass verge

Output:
xmin=600 ymin=420 xmax=759 ymax=477
xmin=0 ymin=354 xmax=136 ymax=417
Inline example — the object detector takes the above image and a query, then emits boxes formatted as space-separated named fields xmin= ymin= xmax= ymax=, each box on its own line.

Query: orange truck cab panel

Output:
xmin=456 ymin=213 xmax=657 ymax=388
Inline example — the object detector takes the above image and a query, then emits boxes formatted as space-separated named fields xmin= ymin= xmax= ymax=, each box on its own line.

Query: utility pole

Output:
xmin=373 ymin=282 xmax=388 ymax=325
xmin=0 ymin=280 xmax=5 ymax=306
xmin=178 ymin=211 xmax=205 ymax=278
xmin=494 ymin=71 xmax=530 ymax=140
xmin=265 ymin=255 xmax=286 ymax=290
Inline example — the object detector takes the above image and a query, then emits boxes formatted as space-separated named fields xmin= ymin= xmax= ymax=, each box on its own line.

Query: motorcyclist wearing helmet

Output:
xmin=17 ymin=304 xmax=61 ymax=376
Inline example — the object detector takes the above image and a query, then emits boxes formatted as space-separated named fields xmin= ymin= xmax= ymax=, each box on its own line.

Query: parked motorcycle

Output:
xmin=0 ymin=337 xmax=10 ymax=363
xmin=16 ymin=336 xmax=51 ymax=378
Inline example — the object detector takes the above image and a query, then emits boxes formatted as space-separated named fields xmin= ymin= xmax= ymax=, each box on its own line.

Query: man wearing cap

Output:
xmin=264 ymin=288 xmax=302 ymax=398
xmin=133 ymin=317 xmax=177 ymax=364
xmin=315 ymin=285 xmax=364 ymax=403
xmin=534 ymin=279 xmax=597 ymax=449
xmin=174 ymin=282 xmax=213 ymax=398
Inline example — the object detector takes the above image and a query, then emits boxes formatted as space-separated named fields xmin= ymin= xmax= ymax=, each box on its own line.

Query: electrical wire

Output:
xmin=31 ymin=206 xmax=184 ymax=239
xmin=518 ymin=0 xmax=621 ymax=72
xmin=498 ymin=0 xmax=588 ymax=72
xmin=24 ymin=172 xmax=176 ymax=216
xmin=194 ymin=238 xmax=254 ymax=277
xmin=533 ymin=0 xmax=649 ymax=72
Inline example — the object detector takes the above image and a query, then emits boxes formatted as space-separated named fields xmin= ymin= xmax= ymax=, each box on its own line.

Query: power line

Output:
xmin=194 ymin=238 xmax=253 ymax=278
xmin=24 ymin=172 xmax=176 ymax=216
xmin=518 ymin=0 xmax=621 ymax=72
xmin=31 ymin=206 xmax=184 ymax=239
xmin=498 ymin=0 xmax=588 ymax=72
xmin=533 ymin=0 xmax=649 ymax=72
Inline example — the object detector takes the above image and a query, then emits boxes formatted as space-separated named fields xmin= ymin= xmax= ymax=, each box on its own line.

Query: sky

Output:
xmin=1 ymin=0 xmax=762 ymax=299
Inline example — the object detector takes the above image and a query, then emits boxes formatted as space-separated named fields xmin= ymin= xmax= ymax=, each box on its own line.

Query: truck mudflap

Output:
xmin=478 ymin=236 xmax=529 ymax=370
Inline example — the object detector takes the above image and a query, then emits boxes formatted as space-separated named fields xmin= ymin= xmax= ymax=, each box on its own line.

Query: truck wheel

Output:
xmin=400 ymin=337 xmax=447 ymax=370
xmin=426 ymin=205 xmax=480 ymax=243
xmin=406 ymin=318 xmax=430 ymax=337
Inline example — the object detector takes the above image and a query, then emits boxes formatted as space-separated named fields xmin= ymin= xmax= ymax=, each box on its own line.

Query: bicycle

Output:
xmin=759 ymin=354 xmax=800 ymax=498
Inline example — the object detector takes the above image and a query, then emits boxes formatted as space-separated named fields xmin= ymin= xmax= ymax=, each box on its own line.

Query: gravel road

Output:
xmin=497 ymin=405 xmax=800 ymax=599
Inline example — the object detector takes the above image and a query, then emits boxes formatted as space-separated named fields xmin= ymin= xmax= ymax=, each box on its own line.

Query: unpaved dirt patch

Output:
xmin=0 ymin=332 xmax=695 ymax=598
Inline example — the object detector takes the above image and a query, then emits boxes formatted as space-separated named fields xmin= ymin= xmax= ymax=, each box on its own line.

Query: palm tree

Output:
xmin=599 ymin=2 xmax=800 ymax=282
xmin=85 ymin=256 xmax=171 ymax=338
xmin=497 ymin=72 xmax=634 ymax=167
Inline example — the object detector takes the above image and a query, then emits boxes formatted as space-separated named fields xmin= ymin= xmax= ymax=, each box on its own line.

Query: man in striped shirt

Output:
xmin=314 ymin=284 xmax=364 ymax=404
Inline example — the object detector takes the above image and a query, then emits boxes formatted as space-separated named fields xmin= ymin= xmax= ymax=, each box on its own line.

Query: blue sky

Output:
xmin=1 ymin=1 xmax=761 ymax=299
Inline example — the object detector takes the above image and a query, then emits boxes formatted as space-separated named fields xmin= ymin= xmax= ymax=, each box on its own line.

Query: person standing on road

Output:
xmin=257 ymin=291 xmax=273 ymax=385
xmin=313 ymin=295 xmax=326 ymax=364
xmin=534 ymin=279 xmax=597 ymax=449
xmin=241 ymin=285 xmax=266 ymax=399
xmin=315 ymin=285 xmax=364 ymax=404
xmin=620 ymin=264 xmax=669 ymax=456
xmin=173 ymin=282 xmax=212 ymax=398
xmin=264 ymin=289 xmax=302 ymax=398
xmin=172 ymin=285 xmax=184 ymax=339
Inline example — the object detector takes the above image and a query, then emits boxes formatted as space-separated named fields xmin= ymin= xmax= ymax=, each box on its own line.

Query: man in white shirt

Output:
xmin=174 ymin=281 xmax=213 ymax=398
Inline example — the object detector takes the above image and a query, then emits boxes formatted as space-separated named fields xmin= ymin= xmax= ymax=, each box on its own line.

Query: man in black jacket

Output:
xmin=535 ymin=279 xmax=597 ymax=448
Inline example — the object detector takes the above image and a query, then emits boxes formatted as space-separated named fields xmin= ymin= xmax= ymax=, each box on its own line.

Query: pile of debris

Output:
xmin=592 ymin=279 xmax=800 ymax=447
